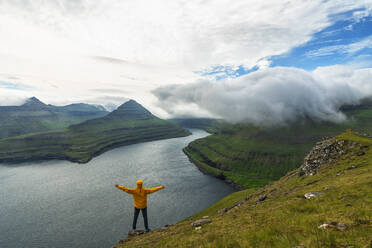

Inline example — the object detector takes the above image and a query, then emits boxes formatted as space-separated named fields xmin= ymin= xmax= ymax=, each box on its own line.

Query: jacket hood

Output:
xmin=136 ymin=180 xmax=143 ymax=189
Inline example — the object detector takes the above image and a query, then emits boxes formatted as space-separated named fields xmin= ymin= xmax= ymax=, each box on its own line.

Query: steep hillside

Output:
xmin=0 ymin=97 xmax=108 ymax=139
xmin=183 ymin=106 xmax=372 ymax=189
xmin=169 ymin=118 xmax=226 ymax=134
xmin=0 ymin=100 xmax=190 ymax=164
xmin=116 ymin=130 xmax=372 ymax=247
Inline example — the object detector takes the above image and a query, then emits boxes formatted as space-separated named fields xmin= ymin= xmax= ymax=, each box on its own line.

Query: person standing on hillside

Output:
xmin=115 ymin=180 xmax=164 ymax=232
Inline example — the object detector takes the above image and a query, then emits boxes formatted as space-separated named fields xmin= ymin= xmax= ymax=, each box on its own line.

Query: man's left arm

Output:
xmin=145 ymin=185 xmax=164 ymax=194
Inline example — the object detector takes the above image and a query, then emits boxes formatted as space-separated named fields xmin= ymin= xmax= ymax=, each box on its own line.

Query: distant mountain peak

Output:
xmin=22 ymin=97 xmax=47 ymax=107
xmin=108 ymin=99 xmax=156 ymax=120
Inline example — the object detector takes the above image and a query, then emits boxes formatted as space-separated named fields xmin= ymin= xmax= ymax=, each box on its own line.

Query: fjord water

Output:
xmin=0 ymin=129 xmax=235 ymax=248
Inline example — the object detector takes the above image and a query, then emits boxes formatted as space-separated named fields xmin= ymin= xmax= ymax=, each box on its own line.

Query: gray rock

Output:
xmin=355 ymin=219 xmax=370 ymax=225
xmin=257 ymin=194 xmax=267 ymax=202
xmin=347 ymin=165 xmax=357 ymax=170
xmin=217 ymin=208 xmax=228 ymax=214
xmin=304 ymin=192 xmax=324 ymax=199
xmin=128 ymin=229 xmax=146 ymax=236
xmin=191 ymin=219 xmax=211 ymax=227
xmin=357 ymin=151 xmax=365 ymax=156
xmin=318 ymin=222 xmax=347 ymax=231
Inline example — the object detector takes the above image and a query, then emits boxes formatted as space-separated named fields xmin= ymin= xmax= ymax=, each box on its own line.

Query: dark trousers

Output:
xmin=133 ymin=207 xmax=148 ymax=230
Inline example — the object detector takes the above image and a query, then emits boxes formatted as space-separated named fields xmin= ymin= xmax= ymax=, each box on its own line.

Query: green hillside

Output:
xmin=0 ymin=100 xmax=190 ymax=164
xmin=183 ymin=107 xmax=372 ymax=189
xmin=116 ymin=131 xmax=372 ymax=247
xmin=169 ymin=118 xmax=226 ymax=134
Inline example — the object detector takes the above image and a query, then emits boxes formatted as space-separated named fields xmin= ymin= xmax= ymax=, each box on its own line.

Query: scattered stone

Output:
xmin=191 ymin=219 xmax=211 ymax=227
xmin=347 ymin=165 xmax=358 ymax=170
xmin=355 ymin=219 xmax=370 ymax=225
xmin=217 ymin=208 xmax=228 ymax=214
xmin=269 ymin=188 xmax=277 ymax=193
xmin=336 ymin=172 xmax=343 ymax=176
xmin=117 ymin=239 xmax=125 ymax=244
xmin=318 ymin=222 xmax=347 ymax=231
xmin=306 ymin=180 xmax=320 ymax=186
xmin=257 ymin=194 xmax=267 ymax=202
xmin=357 ymin=151 xmax=365 ymax=156
xmin=194 ymin=226 xmax=202 ymax=230
xmin=128 ymin=229 xmax=146 ymax=236
xmin=202 ymin=216 xmax=209 ymax=219
xmin=345 ymin=203 xmax=352 ymax=207
xmin=159 ymin=227 xmax=169 ymax=232
xmin=304 ymin=192 xmax=324 ymax=199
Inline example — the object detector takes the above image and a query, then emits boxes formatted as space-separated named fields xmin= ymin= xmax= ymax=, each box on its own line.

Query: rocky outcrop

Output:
xmin=191 ymin=219 xmax=211 ymax=227
xmin=299 ymin=137 xmax=368 ymax=176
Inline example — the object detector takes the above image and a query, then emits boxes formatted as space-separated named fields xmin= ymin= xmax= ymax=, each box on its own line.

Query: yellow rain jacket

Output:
xmin=116 ymin=180 xmax=164 ymax=209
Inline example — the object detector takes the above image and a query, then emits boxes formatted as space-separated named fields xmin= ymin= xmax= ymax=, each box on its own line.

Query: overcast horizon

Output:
xmin=1 ymin=0 xmax=372 ymax=123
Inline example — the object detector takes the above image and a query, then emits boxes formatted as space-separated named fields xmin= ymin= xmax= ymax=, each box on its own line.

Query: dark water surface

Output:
xmin=0 ymin=129 xmax=235 ymax=248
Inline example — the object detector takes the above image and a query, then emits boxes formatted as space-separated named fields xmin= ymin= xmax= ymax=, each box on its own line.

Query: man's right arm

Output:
xmin=115 ymin=184 xmax=135 ymax=194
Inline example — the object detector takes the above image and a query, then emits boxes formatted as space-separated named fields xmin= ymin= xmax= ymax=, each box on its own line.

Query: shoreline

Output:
xmin=183 ymin=146 xmax=245 ymax=191
xmin=0 ymin=131 xmax=191 ymax=165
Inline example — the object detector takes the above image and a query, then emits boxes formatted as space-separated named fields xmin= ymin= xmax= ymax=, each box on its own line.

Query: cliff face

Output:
xmin=116 ymin=131 xmax=372 ymax=247
xmin=299 ymin=135 xmax=369 ymax=176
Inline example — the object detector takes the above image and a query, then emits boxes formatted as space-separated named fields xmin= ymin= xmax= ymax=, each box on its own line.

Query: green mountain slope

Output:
xmin=169 ymin=118 xmax=226 ymax=134
xmin=0 ymin=97 xmax=108 ymax=139
xmin=0 ymin=100 xmax=190 ymax=164
xmin=183 ymin=106 xmax=372 ymax=189
xmin=116 ymin=130 xmax=372 ymax=248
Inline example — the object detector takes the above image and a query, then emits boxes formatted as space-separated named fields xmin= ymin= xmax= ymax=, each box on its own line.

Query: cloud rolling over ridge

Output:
xmin=153 ymin=66 xmax=372 ymax=125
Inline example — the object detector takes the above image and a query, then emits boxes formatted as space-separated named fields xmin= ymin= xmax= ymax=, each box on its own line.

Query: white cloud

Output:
xmin=0 ymin=0 xmax=371 ymax=113
xmin=153 ymin=66 xmax=372 ymax=125
xmin=305 ymin=35 xmax=372 ymax=57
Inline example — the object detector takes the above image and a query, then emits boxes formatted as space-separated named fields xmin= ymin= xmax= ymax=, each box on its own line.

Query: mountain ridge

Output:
xmin=107 ymin=99 xmax=155 ymax=120
xmin=0 ymin=99 xmax=190 ymax=164
xmin=0 ymin=97 xmax=108 ymax=139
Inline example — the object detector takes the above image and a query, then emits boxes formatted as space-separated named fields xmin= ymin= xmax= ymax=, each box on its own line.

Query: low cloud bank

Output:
xmin=153 ymin=66 xmax=372 ymax=125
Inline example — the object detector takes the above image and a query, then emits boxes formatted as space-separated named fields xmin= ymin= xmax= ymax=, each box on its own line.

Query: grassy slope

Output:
xmin=117 ymin=131 xmax=372 ymax=248
xmin=184 ymin=109 xmax=372 ymax=189
xmin=0 ymin=118 xmax=190 ymax=163
xmin=169 ymin=118 xmax=226 ymax=134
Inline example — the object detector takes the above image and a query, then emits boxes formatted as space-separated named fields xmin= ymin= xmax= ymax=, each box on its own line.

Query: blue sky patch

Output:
xmin=201 ymin=8 xmax=372 ymax=80
xmin=270 ymin=10 xmax=372 ymax=70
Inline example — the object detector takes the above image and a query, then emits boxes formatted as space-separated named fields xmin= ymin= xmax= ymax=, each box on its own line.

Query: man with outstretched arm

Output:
xmin=115 ymin=180 xmax=164 ymax=232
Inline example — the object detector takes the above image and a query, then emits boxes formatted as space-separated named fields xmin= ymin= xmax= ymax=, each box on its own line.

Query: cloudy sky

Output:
xmin=0 ymin=0 xmax=372 ymax=122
